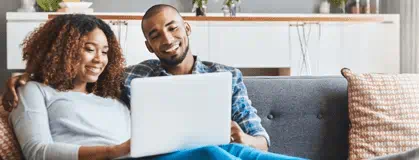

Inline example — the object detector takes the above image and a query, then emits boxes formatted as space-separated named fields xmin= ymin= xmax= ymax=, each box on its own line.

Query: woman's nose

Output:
xmin=92 ymin=52 xmax=102 ymax=62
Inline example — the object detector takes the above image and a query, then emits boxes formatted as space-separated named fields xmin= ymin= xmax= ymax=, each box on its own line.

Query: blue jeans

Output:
xmin=132 ymin=143 xmax=308 ymax=160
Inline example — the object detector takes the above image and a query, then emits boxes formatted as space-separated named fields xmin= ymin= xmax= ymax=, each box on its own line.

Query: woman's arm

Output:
xmin=78 ymin=140 xmax=130 ymax=160
xmin=9 ymin=82 xmax=129 ymax=160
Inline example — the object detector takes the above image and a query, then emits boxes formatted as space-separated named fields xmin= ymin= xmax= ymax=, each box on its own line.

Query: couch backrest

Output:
xmin=243 ymin=76 xmax=349 ymax=160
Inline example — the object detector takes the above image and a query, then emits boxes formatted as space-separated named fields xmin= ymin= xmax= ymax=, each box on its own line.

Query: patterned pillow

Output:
xmin=0 ymin=106 xmax=23 ymax=160
xmin=341 ymin=68 xmax=419 ymax=160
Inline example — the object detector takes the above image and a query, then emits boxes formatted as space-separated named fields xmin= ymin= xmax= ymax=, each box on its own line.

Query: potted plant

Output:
xmin=192 ymin=0 xmax=208 ymax=16
xmin=328 ymin=0 xmax=347 ymax=13
xmin=224 ymin=0 xmax=241 ymax=16
xmin=36 ymin=0 xmax=62 ymax=12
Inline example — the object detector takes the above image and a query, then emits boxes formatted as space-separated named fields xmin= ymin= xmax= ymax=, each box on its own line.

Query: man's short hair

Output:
xmin=141 ymin=4 xmax=182 ymax=35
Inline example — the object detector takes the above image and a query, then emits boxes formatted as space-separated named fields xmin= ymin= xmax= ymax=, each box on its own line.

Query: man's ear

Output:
xmin=185 ymin=22 xmax=191 ymax=36
xmin=145 ymin=41 xmax=154 ymax=53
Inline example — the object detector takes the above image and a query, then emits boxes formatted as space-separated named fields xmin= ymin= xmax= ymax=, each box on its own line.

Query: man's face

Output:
xmin=142 ymin=8 xmax=191 ymax=66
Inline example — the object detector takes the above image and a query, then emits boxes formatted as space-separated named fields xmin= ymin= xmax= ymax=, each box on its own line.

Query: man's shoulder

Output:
xmin=125 ymin=59 xmax=161 ymax=76
xmin=126 ymin=59 xmax=161 ymax=70
xmin=201 ymin=61 xmax=242 ymax=77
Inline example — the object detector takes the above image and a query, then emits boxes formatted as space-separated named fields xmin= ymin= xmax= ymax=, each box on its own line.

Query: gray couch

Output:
xmin=243 ymin=76 xmax=349 ymax=160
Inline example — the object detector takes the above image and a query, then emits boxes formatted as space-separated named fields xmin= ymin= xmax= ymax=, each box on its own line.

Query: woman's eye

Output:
xmin=86 ymin=48 xmax=94 ymax=52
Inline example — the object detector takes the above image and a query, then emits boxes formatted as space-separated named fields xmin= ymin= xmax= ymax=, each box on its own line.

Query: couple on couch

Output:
xmin=2 ymin=4 xmax=307 ymax=160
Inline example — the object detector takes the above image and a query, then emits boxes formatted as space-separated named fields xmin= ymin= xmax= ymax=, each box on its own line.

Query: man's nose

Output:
xmin=162 ymin=32 xmax=174 ymax=44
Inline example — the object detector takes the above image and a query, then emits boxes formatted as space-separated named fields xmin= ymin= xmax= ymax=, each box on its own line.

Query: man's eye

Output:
xmin=169 ymin=27 xmax=178 ymax=31
xmin=150 ymin=34 xmax=158 ymax=40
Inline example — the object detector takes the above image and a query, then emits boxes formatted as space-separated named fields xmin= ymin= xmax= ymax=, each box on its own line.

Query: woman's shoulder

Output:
xmin=22 ymin=81 xmax=53 ymax=91
xmin=20 ymin=81 xmax=45 ymax=92
xmin=19 ymin=81 xmax=58 ymax=98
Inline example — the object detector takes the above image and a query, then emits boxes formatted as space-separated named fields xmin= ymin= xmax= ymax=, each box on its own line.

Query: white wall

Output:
xmin=88 ymin=0 xmax=323 ymax=13
xmin=0 ymin=0 xmax=21 ymax=93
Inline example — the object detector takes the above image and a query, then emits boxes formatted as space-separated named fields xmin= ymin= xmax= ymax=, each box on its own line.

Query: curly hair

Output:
xmin=21 ymin=14 xmax=125 ymax=99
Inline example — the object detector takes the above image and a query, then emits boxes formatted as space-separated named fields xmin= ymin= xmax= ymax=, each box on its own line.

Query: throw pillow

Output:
xmin=0 ymin=105 xmax=22 ymax=160
xmin=370 ymin=146 xmax=419 ymax=160
xmin=341 ymin=68 xmax=419 ymax=160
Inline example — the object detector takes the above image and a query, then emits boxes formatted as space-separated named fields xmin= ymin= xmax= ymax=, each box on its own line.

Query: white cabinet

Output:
xmin=316 ymin=22 xmax=346 ymax=75
xmin=122 ymin=20 xmax=156 ymax=67
xmin=342 ymin=22 xmax=400 ymax=74
xmin=187 ymin=21 xmax=210 ymax=61
xmin=289 ymin=21 xmax=399 ymax=76
xmin=289 ymin=22 xmax=321 ymax=76
xmin=7 ymin=21 xmax=44 ymax=69
xmin=106 ymin=20 xmax=156 ymax=67
xmin=208 ymin=21 xmax=290 ymax=68
xmin=6 ymin=13 xmax=400 ymax=76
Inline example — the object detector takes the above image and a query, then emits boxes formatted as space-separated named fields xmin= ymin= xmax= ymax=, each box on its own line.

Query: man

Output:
xmin=2 ymin=4 xmax=307 ymax=160
xmin=125 ymin=4 xmax=271 ymax=151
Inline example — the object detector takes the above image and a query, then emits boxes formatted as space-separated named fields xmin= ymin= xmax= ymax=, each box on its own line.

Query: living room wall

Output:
xmin=0 ymin=0 xmax=397 ymax=93
xmin=89 ymin=0 xmax=322 ymax=13
xmin=0 ymin=0 xmax=20 ymax=93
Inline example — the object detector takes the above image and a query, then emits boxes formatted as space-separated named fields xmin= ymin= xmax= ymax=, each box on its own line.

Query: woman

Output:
xmin=9 ymin=14 xmax=307 ymax=160
xmin=9 ymin=14 xmax=130 ymax=160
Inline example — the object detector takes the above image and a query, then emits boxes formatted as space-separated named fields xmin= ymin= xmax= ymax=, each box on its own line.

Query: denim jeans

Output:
xmin=128 ymin=143 xmax=308 ymax=160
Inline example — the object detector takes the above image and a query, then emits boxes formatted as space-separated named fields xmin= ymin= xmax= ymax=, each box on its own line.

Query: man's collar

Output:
xmin=157 ymin=55 xmax=207 ymax=76
xmin=191 ymin=56 xmax=207 ymax=74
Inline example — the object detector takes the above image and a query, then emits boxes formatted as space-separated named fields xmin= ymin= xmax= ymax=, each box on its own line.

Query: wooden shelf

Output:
xmin=239 ymin=68 xmax=291 ymax=76
xmin=47 ymin=15 xmax=387 ymax=22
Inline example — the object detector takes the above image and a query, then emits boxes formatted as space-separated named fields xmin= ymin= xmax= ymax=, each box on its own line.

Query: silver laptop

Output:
xmin=129 ymin=72 xmax=233 ymax=158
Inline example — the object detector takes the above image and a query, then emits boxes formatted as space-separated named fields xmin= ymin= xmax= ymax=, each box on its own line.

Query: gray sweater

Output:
xmin=9 ymin=81 xmax=131 ymax=160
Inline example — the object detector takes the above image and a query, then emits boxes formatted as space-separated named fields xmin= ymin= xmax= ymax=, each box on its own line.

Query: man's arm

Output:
xmin=229 ymin=69 xmax=270 ymax=151
xmin=120 ymin=62 xmax=156 ymax=106
xmin=2 ymin=73 xmax=31 ymax=112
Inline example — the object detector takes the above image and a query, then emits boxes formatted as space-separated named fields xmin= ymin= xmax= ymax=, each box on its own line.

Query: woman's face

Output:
xmin=74 ymin=28 xmax=109 ymax=84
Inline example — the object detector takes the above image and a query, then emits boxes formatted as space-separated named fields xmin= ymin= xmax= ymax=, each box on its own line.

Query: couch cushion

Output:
xmin=0 ymin=106 xmax=22 ymax=160
xmin=243 ymin=76 xmax=349 ymax=160
xmin=341 ymin=68 xmax=419 ymax=160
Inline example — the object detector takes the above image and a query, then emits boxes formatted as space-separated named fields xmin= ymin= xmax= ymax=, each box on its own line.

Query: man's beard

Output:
xmin=160 ymin=41 xmax=190 ymax=66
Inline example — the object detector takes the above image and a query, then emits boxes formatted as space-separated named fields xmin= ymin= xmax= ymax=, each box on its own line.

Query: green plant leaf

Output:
xmin=193 ymin=0 xmax=208 ymax=8
xmin=36 ymin=0 xmax=62 ymax=11
xmin=225 ymin=0 xmax=240 ymax=7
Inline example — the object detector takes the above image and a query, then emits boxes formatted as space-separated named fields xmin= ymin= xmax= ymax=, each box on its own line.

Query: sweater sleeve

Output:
xmin=9 ymin=82 xmax=80 ymax=160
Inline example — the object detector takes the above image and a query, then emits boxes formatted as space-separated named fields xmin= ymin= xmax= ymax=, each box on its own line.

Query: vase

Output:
xmin=339 ymin=2 xmax=346 ymax=13
xmin=229 ymin=3 xmax=237 ymax=16
xmin=222 ymin=5 xmax=230 ymax=16
xmin=319 ymin=1 xmax=330 ymax=14
xmin=196 ymin=7 xmax=207 ymax=16
xmin=17 ymin=0 xmax=36 ymax=12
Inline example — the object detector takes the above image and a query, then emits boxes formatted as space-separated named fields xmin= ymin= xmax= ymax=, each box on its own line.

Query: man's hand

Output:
xmin=230 ymin=121 xmax=269 ymax=151
xmin=230 ymin=121 xmax=252 ymax=145
xmin=2 ymin=73 xmax=30 ymax=112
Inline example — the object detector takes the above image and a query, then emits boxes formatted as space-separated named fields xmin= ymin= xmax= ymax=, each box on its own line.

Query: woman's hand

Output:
xmin=78 ymin=139 xmax=130 ymax=160
xmin=109 ymin=139 xmax=131 ymax=159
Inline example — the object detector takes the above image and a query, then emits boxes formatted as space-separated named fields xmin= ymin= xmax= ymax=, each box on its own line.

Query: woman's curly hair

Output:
xmin=21 ymin=14 xmax=125 ymax=99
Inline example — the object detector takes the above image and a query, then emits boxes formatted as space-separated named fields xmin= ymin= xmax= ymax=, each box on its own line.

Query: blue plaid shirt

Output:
xmin=122 ymin=56 xmax=270 ymax=146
